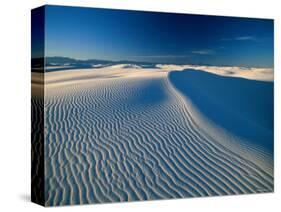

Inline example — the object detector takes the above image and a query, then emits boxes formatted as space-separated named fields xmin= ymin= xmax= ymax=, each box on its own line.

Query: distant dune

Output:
xmin=33 ymin=64 xmax=273 ymax=206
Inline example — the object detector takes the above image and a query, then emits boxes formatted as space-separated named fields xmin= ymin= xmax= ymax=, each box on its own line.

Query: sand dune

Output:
xmin=34 ymin=65 xmax=273 ymax=206
xmin=169 ymin=69 xmax=273 ymax=154
xmin=158 ymin=64 xmax=273 ymax=82
xmin=31 ymin=72 xmax=45 ymax=204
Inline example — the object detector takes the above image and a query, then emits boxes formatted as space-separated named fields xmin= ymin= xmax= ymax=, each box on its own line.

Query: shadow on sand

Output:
xmin=168 ymin=69 xmax=273 ymax=153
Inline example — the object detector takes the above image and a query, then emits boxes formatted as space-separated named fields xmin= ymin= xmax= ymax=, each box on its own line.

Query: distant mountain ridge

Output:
xmin=45 ymin=56 xmax=160 ymax=66
xmin=32 ymin=56 xmax=265 ymax=73
xmin=32 ymin=56 xmax=163 ymax=72
xmin=45 ymin=57 xmax=113 ymax=65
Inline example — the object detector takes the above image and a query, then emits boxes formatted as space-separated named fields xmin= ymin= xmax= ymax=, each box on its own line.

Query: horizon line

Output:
xmin=31 ymin=56 xmax=274 ymax=69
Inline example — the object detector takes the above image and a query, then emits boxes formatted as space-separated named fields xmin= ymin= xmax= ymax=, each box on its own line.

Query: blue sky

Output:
xmin=42 ymin=5 xmax=273 ymax=67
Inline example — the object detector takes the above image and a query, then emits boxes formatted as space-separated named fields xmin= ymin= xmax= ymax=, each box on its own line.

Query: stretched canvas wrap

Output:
xmin=31 ymin=5 xmax=274 ymax=207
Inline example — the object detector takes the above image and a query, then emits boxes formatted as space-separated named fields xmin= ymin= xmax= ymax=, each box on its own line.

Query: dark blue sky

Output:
xmin=43 ymin=5 xmax=274 ymax=67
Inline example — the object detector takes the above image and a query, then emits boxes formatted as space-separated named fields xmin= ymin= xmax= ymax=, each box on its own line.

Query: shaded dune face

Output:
xmin=44 ymin=68 xmax=273 ymax=206
xmin=168 ymin=69 xmax=273 ymax=154
xmin=31 ymin=72 xmax=45 ymax=204
xmin=31 ymin=97 xmax=45 ymax=204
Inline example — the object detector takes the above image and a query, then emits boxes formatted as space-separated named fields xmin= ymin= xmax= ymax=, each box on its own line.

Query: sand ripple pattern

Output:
xmin=44 ymin=71 xmax=273 ymax=206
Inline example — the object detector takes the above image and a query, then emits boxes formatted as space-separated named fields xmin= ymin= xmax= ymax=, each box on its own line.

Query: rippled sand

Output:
xmin=32 ymin=65 xmax=273 ymax=206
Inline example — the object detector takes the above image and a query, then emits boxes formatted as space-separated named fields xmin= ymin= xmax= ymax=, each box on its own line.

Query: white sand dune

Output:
xmin=45 ymin=65 xmax=75 ymax=70
xmin=169 ymin=69 xmax=273 ymax=155
xmin=35 ymin=65 xmax=273 ymax=206
xmin=158 ymin=64 xmax=273 ymax=82
xmin=31 ymin=72 xmax=45 ymax=204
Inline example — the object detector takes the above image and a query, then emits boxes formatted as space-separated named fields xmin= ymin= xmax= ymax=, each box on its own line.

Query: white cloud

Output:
xmin=131 ymin=54 xmax=191 ymax=58
xmin=221 ymin=36 xmax=256 ymax=41
xmin=191 ymin=49 xmax=215 ymax=55
xmin=235 ymin=36 xmax=256 ymax=41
